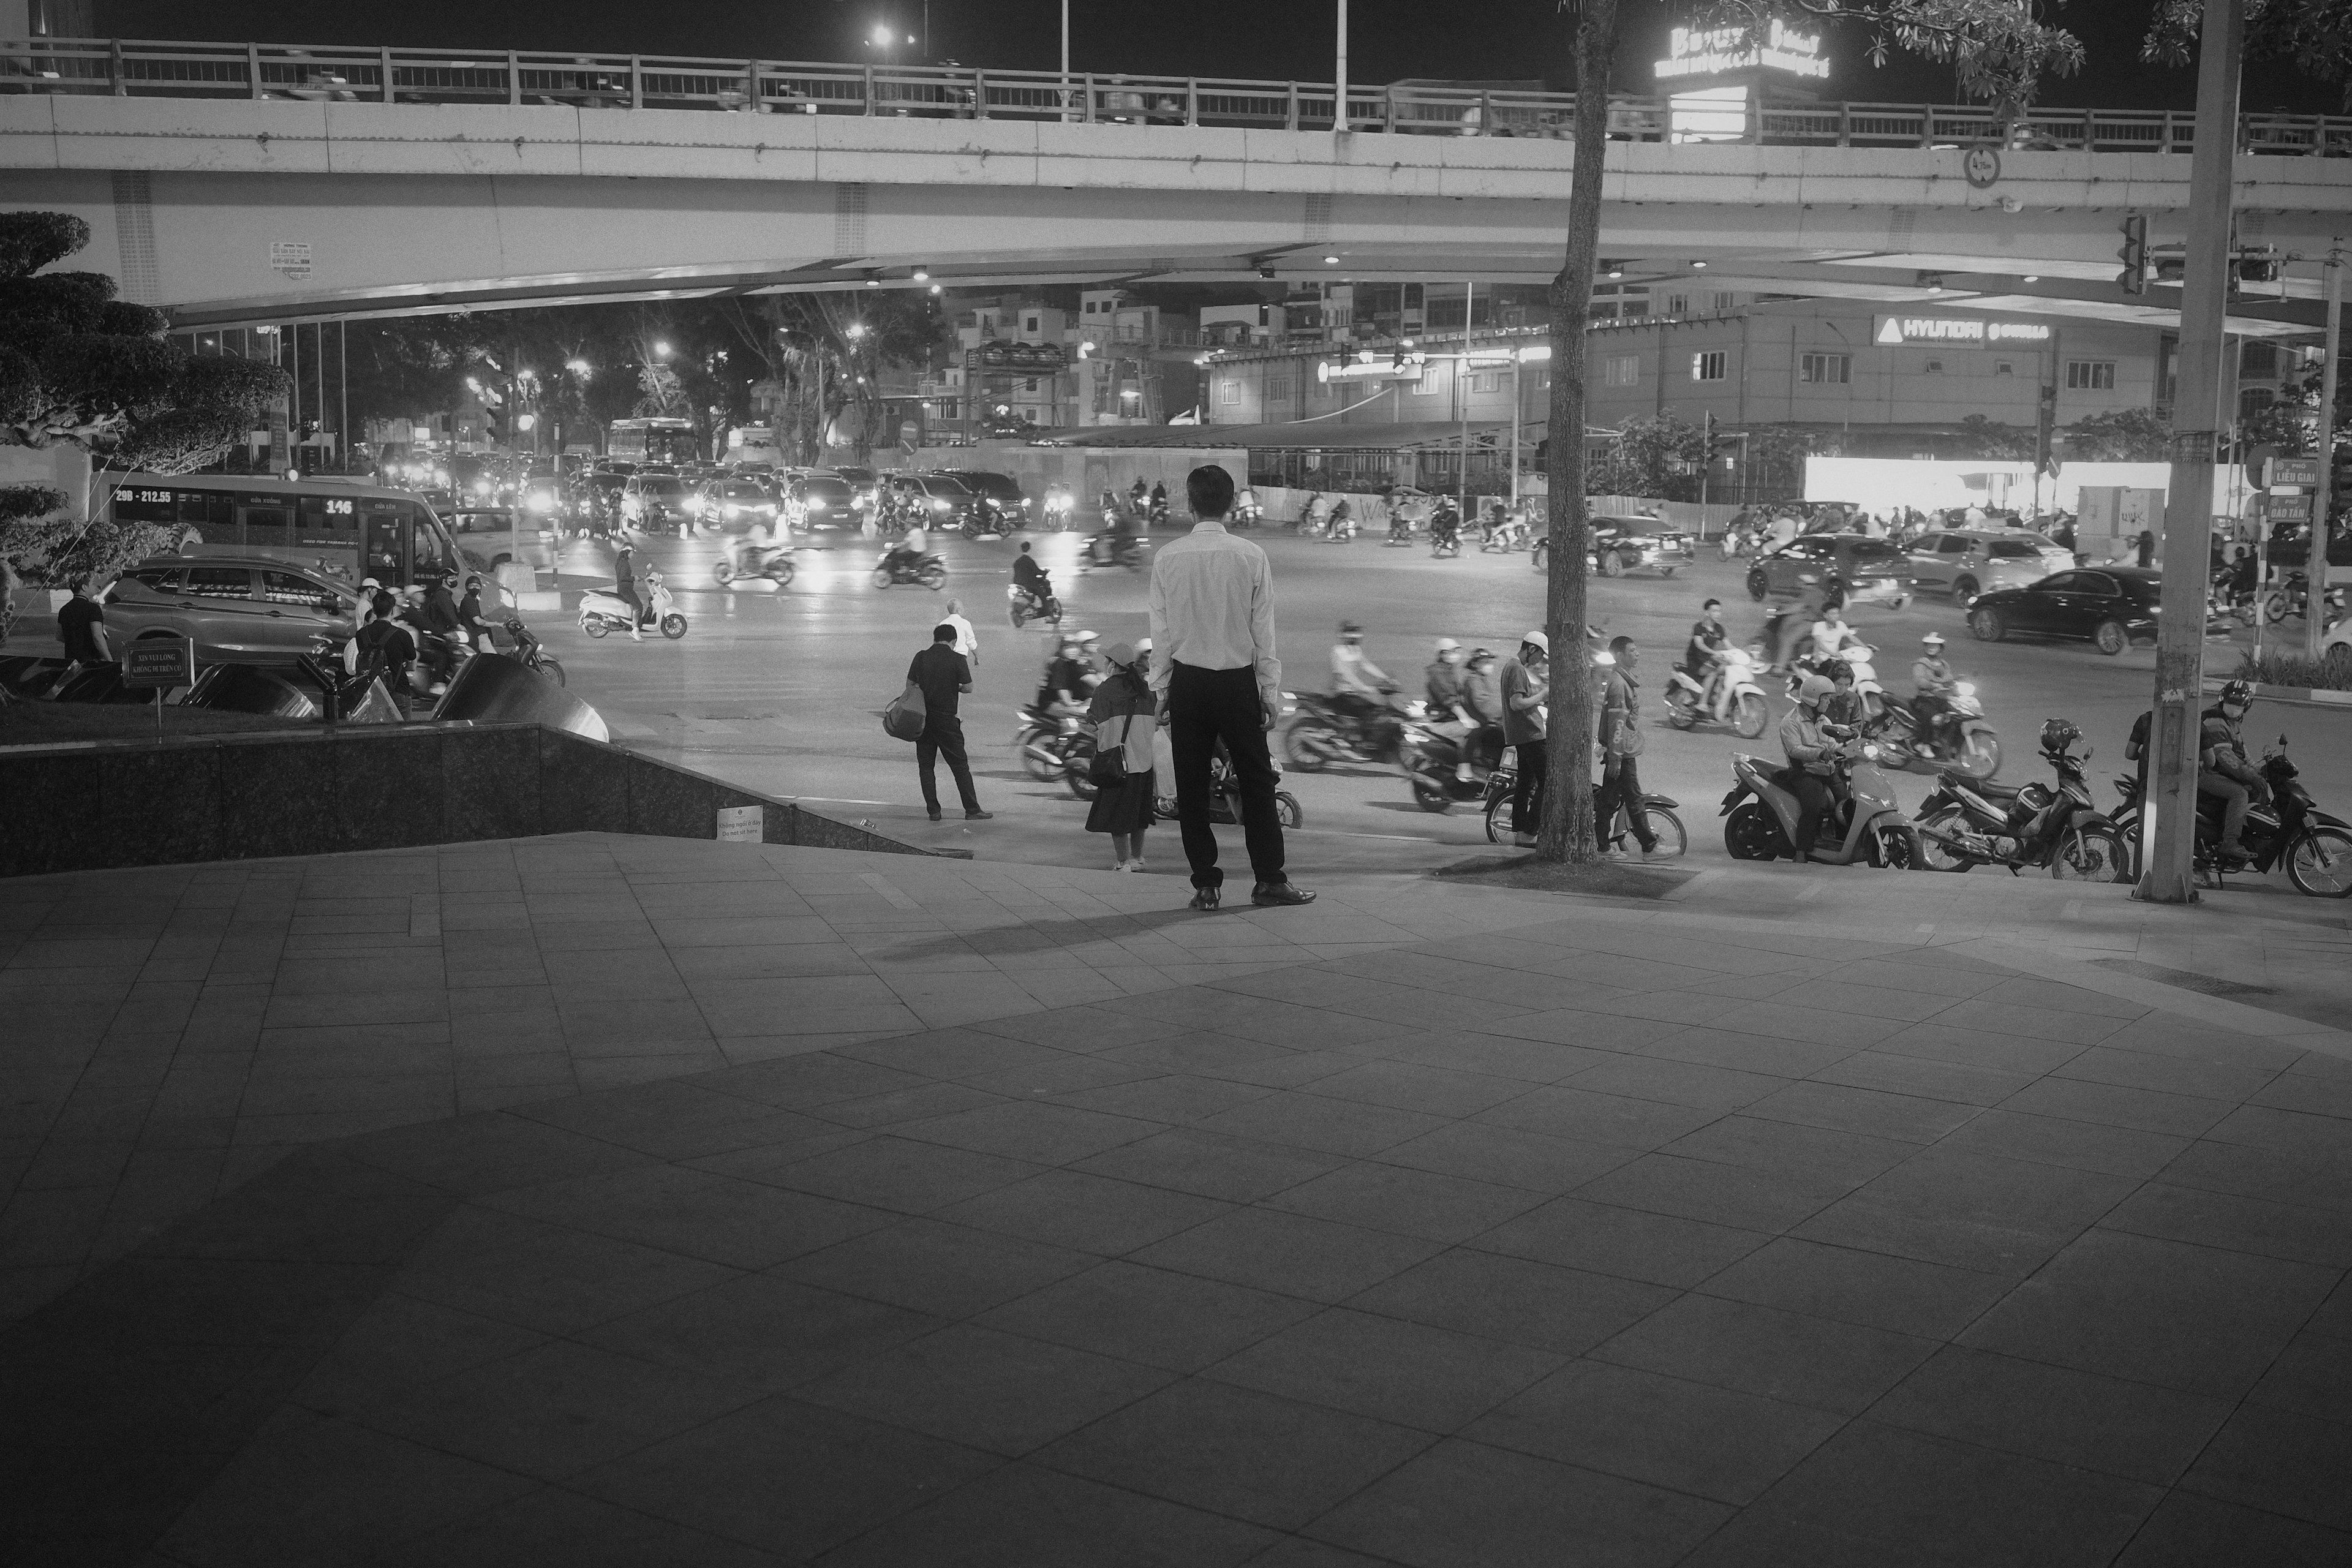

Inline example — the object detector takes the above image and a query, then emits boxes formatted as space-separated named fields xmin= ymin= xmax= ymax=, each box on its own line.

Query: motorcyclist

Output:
xmin=1330 ymin=621 xmax=1395 ymax=734
xmin=1043 ymin=481 xmax=1072 ymax=522
xmin=1012 ymin=540 xmax=1052 ymax=610
xmin=1686 ymin=598 xmax=1730 ymax=703
xmin=1821 ymin=659 xmax=1866 ymax=728
xmin=1129 ymin=475 xmax=1150 ymax=516
xmin=1329 ymin=497 xmax=1355 ymax=539
xmin=614 ymin=541 xmax=645 ymax=642
xmin=1234 ymin=486 xmax=1261 ymax=527
xmin=1777 ymin=673 xmax=1846 ymax=862
xmin=457 ymin=573 xmax=496 ymax=652
xmin=1425 ymin=637 xmax=1468 ymax=716
xmin=1036 ymin=634 xmax=1093 ymax=725
xmin=1148 ymin=480 xmax=1168 ymax=518
xmin=884 ymin=517 xmax=929 ymax=580
xmin=1458 ymin=648 xmax=1506 ymax=779
xmin=2198 ymin=679 xmax=2269 ymax=865
xmin=1764 ymin=571 xmax=1828 ymax=673
xmin=1809 ymin=601 xmax=1859 ymax=672
xmin=1910 ymin=633 xmax=1958 ymax=738
xmin=1430 ymin=497 xmax=1463 ymax=552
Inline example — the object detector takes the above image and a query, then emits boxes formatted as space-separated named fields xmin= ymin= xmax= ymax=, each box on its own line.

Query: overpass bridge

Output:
xmin=4 ymin=36 xmax=2350 ymax=334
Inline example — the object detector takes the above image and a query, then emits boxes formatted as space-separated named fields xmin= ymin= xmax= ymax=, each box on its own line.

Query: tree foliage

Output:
xmin=2062 ymin=407 xmax=2174 ymax=461
xmin=1589 ymin=413 xmax=1706 ymax=499
xmin=2145 ymin=0 xmax=2352 ymax=105
xmin=1950 ymin=413 xmax=2038 ymax=461
xmin=1752 ymin=424 xmax=1834 ymax=497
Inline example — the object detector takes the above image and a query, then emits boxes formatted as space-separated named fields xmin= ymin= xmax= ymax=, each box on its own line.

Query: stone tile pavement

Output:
xmin=2 ymin=834 xmax=2349 ymax=1566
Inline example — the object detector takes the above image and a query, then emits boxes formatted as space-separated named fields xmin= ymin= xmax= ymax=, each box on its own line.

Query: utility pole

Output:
xmin=1458 ymin=282 xmax=1474 ymax=518
xmin=2138 ymin=0 xmax=2243 ymax=906
xmin=2307 ymin=243 xmax=2342 ymax=664
xmin=1334 ymin=0 xmax=1348 ymax=134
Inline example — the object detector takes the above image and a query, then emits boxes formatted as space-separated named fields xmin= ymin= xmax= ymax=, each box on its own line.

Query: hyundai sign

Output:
xmin=1872 ymin=315 xmax=2052 ymax=347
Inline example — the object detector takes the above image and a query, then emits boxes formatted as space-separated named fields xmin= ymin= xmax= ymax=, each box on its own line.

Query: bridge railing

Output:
xmin=7 ymin=37 xmax=2352 ymax=154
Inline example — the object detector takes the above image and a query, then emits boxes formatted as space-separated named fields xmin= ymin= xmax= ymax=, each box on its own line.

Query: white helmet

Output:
xmin=1921 ymin=633 xmax=1946 ymax=649
xmin=1522 ymin=630 xmax=1550 ymax=652
xmin=1434 ymin=636 xmax=1460 ymax=652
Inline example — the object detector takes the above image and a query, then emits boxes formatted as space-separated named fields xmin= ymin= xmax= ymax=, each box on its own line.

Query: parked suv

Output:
xmin=936 ymin=469 xmax=1032 ymax=519
xmin=102 ymin=556 xmax=360 ymax=666
xmin=1906 ymin=528 xmax=2078 ymax=602
xmin=1746 ymin=533 xmax=1912 ymax=608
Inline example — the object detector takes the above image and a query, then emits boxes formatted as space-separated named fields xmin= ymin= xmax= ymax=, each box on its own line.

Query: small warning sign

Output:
xmin=270 ymin=241 xmax=313 ymax=280
xmin=716 ymin=804 xmax=764 ymax=843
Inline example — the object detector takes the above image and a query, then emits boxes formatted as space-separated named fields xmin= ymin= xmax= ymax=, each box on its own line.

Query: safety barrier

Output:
xmin=6 ymin=36 xmax=2351 ymax=152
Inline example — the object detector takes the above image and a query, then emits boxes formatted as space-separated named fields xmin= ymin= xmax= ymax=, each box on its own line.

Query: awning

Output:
xmin=1028 ymin=418 xmax=1543 ymax=451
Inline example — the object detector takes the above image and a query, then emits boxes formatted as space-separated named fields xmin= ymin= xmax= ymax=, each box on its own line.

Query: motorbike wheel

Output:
xmin=1659 ymin=565 xmax=1678 ymax=579
xmin=1873 ymin=823 xmax=1925 ymax=870
xmin=582 ymin=619 xmax=611 ymax=639
xmin=1733 ymin=693 xmax=1768 ymax=740
xmin=1639 ymin=807 xmax=1687 ymax=859
xmin=1281 ymin=721 xmax=1335 ymax=773
xmin=1017 ymin=729 xmax=1062 ymax=783
xmin=1915 ymin=806 xmax=1973 ymax=873
xmin=871 ymin=567 xmax=894 ymax=589
xmin=917 ymin=564 xmax=948 ymax=591
xmin=1664 ymin=690 xmax=1698 ymax=731
xmin=712 ymin=560 xmax=736 ymax=586
xmin=1276 ymin=792 xmax=1303 ymax=829
xmin=2051 ymin=825 xmax=2128 ymax=882
xmin=1955 ymin=731 xmax=2001 ymax=780
xmin=771 ymin=561 xmax=796 ymax=588
xmin=2288 ymin=827 xmax=2352 ymax=897
xmin=660 ymin=614 xmax=688 ymax=640
xmin=1483 ymin=791 xmax=1515 ymax=845
xmin=2262 ymin=592 xmax=2291 ymax=625
xmin=1009 ymin=608 xmax=1027 ymax=629
xmin=1411 ymin=778 xmax=1453 ymax=814
xmin=535 ymin=658 xmax=566 ymax=687
xmin=1724 ymin=802 xmax=1789 ymax=861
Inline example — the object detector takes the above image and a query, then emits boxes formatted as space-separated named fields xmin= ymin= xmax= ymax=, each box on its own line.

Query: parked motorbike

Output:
xmin=713 ymin=538 xmax=796 ymax=587
xmin=871 ymin=550 xmax=948 ymax=590
xmin=1912 ymin=737 xmax=2125 ymax=878
xmin=1152 ymin=750 xmax=1303 ymax=830
xmin=579 ymin=571 xmax=687 ymax=639
xmin=1664 ymin=646 xmax=1769 ymax=739
xmin=1482 ymin=766 xmax=1687 ymax=856
xmin=1080 ymin=532 xmax=1147 ymax=573
xmin=1280 ymin=689 xmax=1408 ymax=771
xmin=2111 ymin=736 xmax=2352 ymax=895
xmin=1721 ymin=737 xmax=1923 ymax=868
xmin=1012 ymin=706 xmax=1098 ymax=801
xmin=1008 ymin=581 xmax=1063 ymax=629
xmin=1876 ymin=685 xmax=2000 ymax=779
xmin=501 ymin=617 xmax=565 ymax=685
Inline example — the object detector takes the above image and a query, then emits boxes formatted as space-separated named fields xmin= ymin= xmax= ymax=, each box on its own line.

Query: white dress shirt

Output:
xmin=942 ymin=612 xmax=978 ymax=661
xmin=1146 ymin=517 xmax=1281 ymax=703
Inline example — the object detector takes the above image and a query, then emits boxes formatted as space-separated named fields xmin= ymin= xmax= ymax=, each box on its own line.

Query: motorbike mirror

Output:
xmin=2080 ymin=745 xmax=2093 ymax=760
xmin=2280 ymin=733 xmax=2290 ymax=745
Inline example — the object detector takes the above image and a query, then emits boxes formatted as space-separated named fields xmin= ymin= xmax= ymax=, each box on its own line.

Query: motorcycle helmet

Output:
xmin=1795 ymin=673 xmax=1836 ymax=707
xmin=2218 ymin=679 xmax=2254 ymax=709
xmin=2040 ymin=718 xmax=2082 ymax=755
xmin=1920 ymin=633 xmax=1945 ymax=649
xmin=1339 ymin=620 xmax=1365 ymax=638
xmin=1434 ymin=636 xmax=1460 ymax=652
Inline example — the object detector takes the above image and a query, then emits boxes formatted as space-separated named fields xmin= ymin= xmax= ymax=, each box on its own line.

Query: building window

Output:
xmin=2239 ymin=386 xmax=2276 ymax=419
xmin=1267 ymin=375 xmax=1294 ymax=401
xmin=1410 ymin=377 xmax=1439 ymax=395
xmin=1665 ymin=294 xmax=1690 ymax=317
xmin=1691 ymin=351 xmax=1726 ymax=382
xmin=1994 ymin=361 xmax=2015 ymax=376
xmin=1798 ymin=353 xmax=1849 ymax=385
xmin=2243 ymin=342 xmax=2278 ymax=378
xmin=1924 ymin=360 xmax=1945 ymax=375
xmin=1218 ymin=380 xmax=1242 ymax=406
xmin=1603 ymin=355 xmax=1639 ymax=387
xmin=2067 ymin=360 xmax=2117 ymax=390
xmin=1471 ymin=372 xmax=1500 ymax=394
xmin=1711 ymin=292 xmax=1737 ymax=311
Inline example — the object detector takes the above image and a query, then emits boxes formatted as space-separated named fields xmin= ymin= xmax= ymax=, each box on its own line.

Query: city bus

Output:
xmin=608 ymin=417 xmax=699 ymax=467
xmin=104 ymin=472 xmax=492 ymax=589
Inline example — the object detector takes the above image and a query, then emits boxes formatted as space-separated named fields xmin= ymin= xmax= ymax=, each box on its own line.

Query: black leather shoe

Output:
xmin=1251 ymin=882 xmax=1316 ymax=907
xmin=927 ymin=809 xmax=943 ymax=822
xmin=1188 ymin=884 xmax=1221 ymax=911
xmin=965 ymin=810 xmax=995 ymax=821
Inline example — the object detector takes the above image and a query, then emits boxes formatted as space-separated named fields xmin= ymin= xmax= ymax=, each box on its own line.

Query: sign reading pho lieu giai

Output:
xmin=1655 ymin=18 xmax=1828 ymax=81
xmin=1872 ymin=316 xmax=2053 ymax=347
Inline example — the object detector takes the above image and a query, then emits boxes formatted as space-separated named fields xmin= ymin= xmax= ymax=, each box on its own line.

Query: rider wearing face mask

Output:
xmin=2198 ymin=679 xmax=2269 ymax=865
xmin=1777 ymin=673 xmax=1844 ymax=862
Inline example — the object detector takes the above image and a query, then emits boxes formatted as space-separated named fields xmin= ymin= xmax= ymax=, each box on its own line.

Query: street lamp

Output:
xmin=653 ymin=340 xmax=673 ymax=359
xmin=565 ymin=357 xmax=591 ymax=376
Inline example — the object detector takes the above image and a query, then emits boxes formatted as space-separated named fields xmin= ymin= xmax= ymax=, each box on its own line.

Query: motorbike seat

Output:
xmin=1946 ymin=772 xmax=2022 ymax=799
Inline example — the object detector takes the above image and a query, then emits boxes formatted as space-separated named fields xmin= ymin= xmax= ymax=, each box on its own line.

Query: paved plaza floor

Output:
xmin=4 ymin=834 xmax=2350 ymax=1566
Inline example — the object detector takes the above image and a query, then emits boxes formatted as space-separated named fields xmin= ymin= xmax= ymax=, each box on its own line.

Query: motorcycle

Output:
xmin=1397 ymin=714 xmax=1498 ymax=813
xmin=1012 ymin=706 xmax=1098 ymax=801
xmin=500 ymin=617 xmax=565 ymax=685
xmin=1480 ymin=514 xmax=1527 ymax=554
xmin=2261 ymin=571 xmax=2348 ymax=625
xmin=1280 ymin=689 xmax=1408 ymax=772
xmin=1912 ymin=738 xmax=2126 ymax=878
xmin=713 ymin=538 xmax=796 ymax=587
xmin=1324 ymin=506 xmax=1359 ymax=543
xmin=1232 ymin=498 xmax=1265 ymax=531
xmin=1721 ymin=524 xmax=1757 ymax=560
xmin=1721 ymin=737 xmax=1924 ymax=868
xmin=959 ymin=499 xmax=1018 ymax=540
xmin=1041 ymin=491 xmax=1077 ymax=531
xmin=1430 ymin=512 xmax=1464 ymax=559
xmin=1008 ymin=580 xmax=1063 ymax=630
xmin=1080 ymin=532 xmax=1147 ymax=573
xmin=1664 ymin=646 xmax=1769 ymax=739
xmin=2111 ymin=736 xmax=2352 ymax=895
xmin=579 ymin=571 xmax=687 ymax=639
xmin=1807 ymin=641 xmax=1891 ymax=720
xmin=872 ymin=550 xmax=948 ymax=590
xmin=1483 ymin=766 xmax=1687 ymax=856
xmin=1153 ymin=750 xmax=1303 ymax=830
xmin=1385 ymin=512 xmax=1416 ymax=547
xmin=1875 ymin=685 xmax=2000 ymax=779
xmin=1147 ymin=496 xmax=1170 ymax=529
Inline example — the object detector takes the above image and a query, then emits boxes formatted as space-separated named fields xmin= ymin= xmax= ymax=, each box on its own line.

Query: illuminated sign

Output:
xmin=1318 ymin=355 xmax=1424 ymax=383
xmin=1872 ymin=315 xmax=2052 ymax=346
xmin=1655 ymin=19 xmax=1826 ymax=82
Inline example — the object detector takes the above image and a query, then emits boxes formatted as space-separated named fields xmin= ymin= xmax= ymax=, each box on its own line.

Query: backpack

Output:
xmin=883 ymin=678 xmax=927 ymax=742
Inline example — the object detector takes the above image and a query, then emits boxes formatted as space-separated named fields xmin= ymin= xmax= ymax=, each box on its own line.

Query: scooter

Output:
xmin=1007 ymin=580 xmax=1063 ymax=629
xmin=500 ymin=617 xmax=565 ymax=685
xmin=1912 ymin=737 xmax=2125 ymax=878
xmin=1877 ymin=686 xmax=2001 ymax=779
xmin=1013 ymin=705 xmax=1098 ymax=800
xmin=580 ymin=571 xmax=687 ymax=639
xmin=2111 ymin=736 xmax=2352 ymax=895
xmin=1280 ymin=689 xmax=1407 ymax=771
xmin=1080 ymin=532 xmax=1147 ymax=573
xmin=1385 ymin=512 xmax=1415 ymax=546
xmin=1664 ymin=646 xmax=1768 ymax=739
xmin=1397 ymin=716 xmax=1497 ymax=813
xmin=959 ymin=499 xmax=1017 ymax=540
xmin=872 ymin=550 xmax=948 ymax=590
xmin=1152 ymin=751 xmax=1303 ymax=830
xmin=1721 ymin=737 xmax=1923 ymax=868
xmin=1482 ymin=766 xmax=1685 ymax=856
xmin=1430 ymin=513 xmax=1464 ymax=559
xmin=1232 ymin=498 xmax=1265 ymax=531
xmin=713 ymin=538 xmax=796 ymax=587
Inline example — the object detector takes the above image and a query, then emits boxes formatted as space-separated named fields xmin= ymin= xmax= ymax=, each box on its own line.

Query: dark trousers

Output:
xmin=917 ymin=716 xmax=982 ymax=815
xmin=1779 ymin=768 xmax=1835 ymax=858
xmin=1169 ymin=663 xmax=1285 ymax=888
xmin=1599 ymin=753 xmax=1657 ymax=848
xmin=1512 ymin=740 xmax=1548 ymax=837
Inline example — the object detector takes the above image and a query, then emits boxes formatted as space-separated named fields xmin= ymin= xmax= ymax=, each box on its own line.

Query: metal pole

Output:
xmin=1458 ymin=282 xmax=1472 ymax=516
xmin=1335 ymin=0 xmax=1348 ymax=134
xmin=2307 ymin=244 xmax=2342 ymax=664
xmin=2138 ymin=0 xmax=2243 ymax=906
xmin=1510 ymin=353 xmax=1523 ymax=504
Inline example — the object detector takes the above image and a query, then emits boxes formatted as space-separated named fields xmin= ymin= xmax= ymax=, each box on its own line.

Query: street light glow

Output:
xmin=846 ymin=323 xmax=869 ymax=339
xmin=565 ymin=358 xmax=591 ymax=374
xmin=870 ymin=23 xmax=892 ymax=46
xmin=653 ymin=340 xmax=673 ymax=357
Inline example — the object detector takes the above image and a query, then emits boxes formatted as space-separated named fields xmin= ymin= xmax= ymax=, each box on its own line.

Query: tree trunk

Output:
xmin=1537 ymin=0 xmax=1619 ymax=865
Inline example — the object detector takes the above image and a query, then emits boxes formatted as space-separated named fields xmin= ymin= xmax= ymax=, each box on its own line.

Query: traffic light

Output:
xmin=2117 ymin=214 xmax=2147 ymax=295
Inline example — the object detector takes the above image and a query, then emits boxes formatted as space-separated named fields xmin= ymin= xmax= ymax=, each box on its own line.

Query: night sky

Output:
xmin=91 ymin=1 xmax=2343 ymax=115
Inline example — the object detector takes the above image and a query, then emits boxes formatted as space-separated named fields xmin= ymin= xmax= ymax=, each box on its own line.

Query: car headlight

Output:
xmin=1863 ymin=744 xmax=1882 ymax=761
xmin=684 ymin=497 xmax=705 ymax=514
xmin=932 ymin=499 xmax=950 ymax=511
xmin=526 ymin=493 xmax=555 ymax=513
xmin=807 ymin=500 xmax=826 ymax=512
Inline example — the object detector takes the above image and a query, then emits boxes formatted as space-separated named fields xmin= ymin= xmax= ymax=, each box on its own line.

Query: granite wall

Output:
xmin=0 ymin=723 xmax=952 ymax=878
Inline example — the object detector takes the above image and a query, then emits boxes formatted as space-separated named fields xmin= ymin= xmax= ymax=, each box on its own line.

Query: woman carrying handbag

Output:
xmin=1084 ymin=640 xmax=1159 ymax=871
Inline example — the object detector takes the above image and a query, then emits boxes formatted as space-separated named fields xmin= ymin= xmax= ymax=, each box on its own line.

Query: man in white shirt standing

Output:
xmin=1148 ymin=465 xmax=1314 ymax=912
xmin=941 ymin=597 xmax=979 ymax=670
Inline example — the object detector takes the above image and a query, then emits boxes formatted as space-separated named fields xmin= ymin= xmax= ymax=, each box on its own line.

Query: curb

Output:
xmin=2200 ymin=675 xmax=2352 ymax=709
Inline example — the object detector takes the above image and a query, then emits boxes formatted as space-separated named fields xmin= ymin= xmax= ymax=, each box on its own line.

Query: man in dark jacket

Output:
xmin=910 ymin=622 xmax=992 ymax=823
xmin=345 ymin=590 xmax=418 ymax=709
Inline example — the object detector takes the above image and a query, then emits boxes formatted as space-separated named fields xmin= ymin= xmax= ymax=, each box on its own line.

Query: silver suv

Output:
xmin=101 ymin=555 xmax=360 ymax=665
xmin=1907 ymin=529 xmax=2077 ymax=602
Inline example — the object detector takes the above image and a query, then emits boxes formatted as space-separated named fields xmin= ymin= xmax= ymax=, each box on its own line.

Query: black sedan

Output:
xmin=1966 ymin=567 xmax=2163 ymax=655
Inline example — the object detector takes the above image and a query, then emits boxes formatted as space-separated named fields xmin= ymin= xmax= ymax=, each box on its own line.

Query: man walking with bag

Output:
xmin=1599 ymin=635 xmax=1661 ymax=858
xmin=906 ymin=622 xmax=992 ymax=823
xmin=1148 ymin=465 xmax=1313 ymax=911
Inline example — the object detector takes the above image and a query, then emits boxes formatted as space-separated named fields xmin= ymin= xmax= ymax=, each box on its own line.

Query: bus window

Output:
xmin=412 ymin=516 xmax=451 ymax=581
xmin=179 ymin=491 xmax=230 ymax=535
xmin=364 ymin=513 xmax=404 ymax=582
xmin=297 ymin=493 xmax=358 ymax=548
xmin=238 ymin=501 xmax=292 ymax=548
